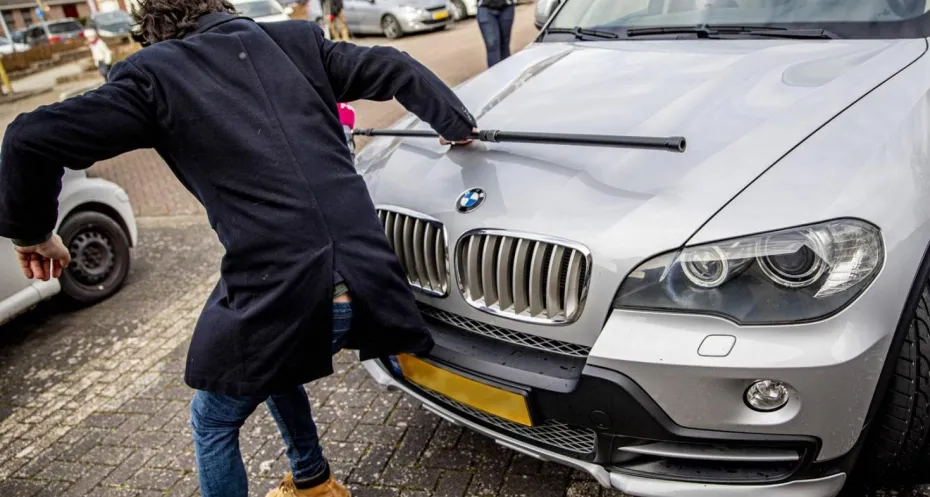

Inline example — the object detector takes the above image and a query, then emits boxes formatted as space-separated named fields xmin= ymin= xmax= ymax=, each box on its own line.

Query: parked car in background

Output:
xmin=231 ymin=0 xmax=292 ymax=22
xmin=533 ymin=0 xmax=561 ymax=27
xmin=343 ymin=0 xmax=451 ymax=39
xmin=358 ymin=0 xmax=930 ymax=495
xmin=0 ymin=37 xmax=30 ymax=54
xmin=23 ymin=19 xmax=84 ymax=46
xmin=87 ymin=10 xmax=134 ymax=41
xmin=10 ymin=29 xmax=26 ymax=45
xmin=0 ymin=160 xmax=137 ymax=325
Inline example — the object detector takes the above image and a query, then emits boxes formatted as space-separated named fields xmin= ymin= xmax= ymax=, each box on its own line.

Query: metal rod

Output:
xmin=352 ymin=128 xmax=687 ymax=153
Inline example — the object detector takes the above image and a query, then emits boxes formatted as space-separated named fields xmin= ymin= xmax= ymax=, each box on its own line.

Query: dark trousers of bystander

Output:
xmin=477 ymin=5 xmax=515 ymax=68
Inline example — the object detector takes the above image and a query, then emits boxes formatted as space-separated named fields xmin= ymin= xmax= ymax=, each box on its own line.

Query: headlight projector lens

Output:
xmin=745 ymin=380 xmax=790 ymax=412
xmin=681 ymin=246 xmax=729 ymax=288
xmin=757 ymin=231 xmax=827 ymax=288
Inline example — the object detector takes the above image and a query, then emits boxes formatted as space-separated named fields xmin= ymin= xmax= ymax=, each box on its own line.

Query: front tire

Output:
xmin=449 ymin=0 xmax=467 ymax=21
xmin=381 ymin=14 xmax=403 ymax=39
xmin=58 ymin=211 xmax=131 ymax=305
xmin=854 ymin=282 xmax=930 ymax=491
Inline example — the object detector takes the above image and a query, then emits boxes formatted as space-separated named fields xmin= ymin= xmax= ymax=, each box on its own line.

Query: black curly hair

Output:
xmin=131 ymin=0 xmax=237 ymax=47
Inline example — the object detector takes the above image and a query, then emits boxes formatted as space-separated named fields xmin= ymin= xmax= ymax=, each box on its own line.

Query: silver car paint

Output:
xmin=0 ymin=169 xmax=137 ymax=326
xmin=343 ymin=0 xmax=450 ymax=35
xmin=355 ymin=33 xmax=930 ymax=474
xmin=363 ymin=357 xmax=847 ymax=496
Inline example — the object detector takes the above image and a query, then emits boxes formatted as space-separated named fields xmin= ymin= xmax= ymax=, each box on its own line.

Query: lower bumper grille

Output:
xmin=418 ymin=385 xmax=596 ymax=459
xmin=418 ymin=303 xmax=591 ymax=358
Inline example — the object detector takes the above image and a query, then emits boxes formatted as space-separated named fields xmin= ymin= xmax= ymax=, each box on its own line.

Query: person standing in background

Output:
xmin=85 ymin=29 xmax=113 ymax=82
xmin=476 ymin=0 xmax=514 ymax=67
xmin=328 ymin=0 xmax=350 ymax=40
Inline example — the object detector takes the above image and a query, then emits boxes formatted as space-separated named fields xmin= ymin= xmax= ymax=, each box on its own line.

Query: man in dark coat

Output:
xmin=0 ymin=0 xmax=477 ymax=496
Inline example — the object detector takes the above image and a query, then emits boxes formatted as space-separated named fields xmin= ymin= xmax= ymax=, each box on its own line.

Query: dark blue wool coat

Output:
xmin=0 ymin=12 xmax=476 ymax=396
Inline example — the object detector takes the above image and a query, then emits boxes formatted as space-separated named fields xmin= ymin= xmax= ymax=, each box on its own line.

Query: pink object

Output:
xmin=337 ymin=103 xmax=356 ymax=129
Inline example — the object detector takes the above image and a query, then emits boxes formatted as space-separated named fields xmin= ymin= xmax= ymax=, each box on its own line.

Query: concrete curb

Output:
xmin=0 ymin=87 xmax=54 ymax=105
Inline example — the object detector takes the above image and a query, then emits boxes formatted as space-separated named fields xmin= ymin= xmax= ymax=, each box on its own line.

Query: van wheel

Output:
xmin=381 ymin=15 xmax=403 ymax=39
xmin=855 ymin=283 xmax=930 ymax=487
xmin=58 ymin=211 xmax=131 ymax=305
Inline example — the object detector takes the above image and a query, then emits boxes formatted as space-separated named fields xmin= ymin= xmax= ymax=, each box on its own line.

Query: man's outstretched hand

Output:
xmin=440 ymin=128 xmax=478 ymax=147
xmin=14 ymin=234 xmax=71 ymax=281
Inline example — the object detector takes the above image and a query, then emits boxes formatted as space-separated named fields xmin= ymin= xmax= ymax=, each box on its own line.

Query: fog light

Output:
xmin=745 ymin=380 xmax=789 ymax=412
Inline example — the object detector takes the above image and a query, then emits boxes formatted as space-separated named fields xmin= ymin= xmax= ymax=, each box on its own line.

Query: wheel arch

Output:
xmin=864 ymin=237 xmax=930 ymax=428
xmin=61 ymin=202 xmax=135 ymax=248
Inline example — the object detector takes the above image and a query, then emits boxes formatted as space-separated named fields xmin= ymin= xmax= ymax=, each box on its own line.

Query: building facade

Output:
xmin=1 ymin=0 xmax=129 ymax=30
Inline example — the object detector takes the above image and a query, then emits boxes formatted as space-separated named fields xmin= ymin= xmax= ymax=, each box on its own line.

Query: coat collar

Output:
xmin=193 ymin=12 xmax=247 ymax=35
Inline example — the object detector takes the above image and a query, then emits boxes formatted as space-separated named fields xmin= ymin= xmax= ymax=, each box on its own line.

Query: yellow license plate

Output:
xmin=432 ymin=10 xmax=449 ymax=20
xmin=397 ymin=354 xmax=533 ymax=426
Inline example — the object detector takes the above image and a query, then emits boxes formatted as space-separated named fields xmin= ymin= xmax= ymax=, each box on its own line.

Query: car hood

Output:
xmin=360 ymin=39 xmax=924 ymax=254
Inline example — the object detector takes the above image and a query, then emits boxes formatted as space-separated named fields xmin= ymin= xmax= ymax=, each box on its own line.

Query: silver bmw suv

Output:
xmin=358 ymin=1 xmax=930 ymax=495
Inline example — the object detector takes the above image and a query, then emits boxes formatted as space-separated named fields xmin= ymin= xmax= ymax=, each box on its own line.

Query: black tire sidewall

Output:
xmin=58 ymin=211 xmax=131 ymax=305
xmin=382 ymin=15 xmax=402 ymax=38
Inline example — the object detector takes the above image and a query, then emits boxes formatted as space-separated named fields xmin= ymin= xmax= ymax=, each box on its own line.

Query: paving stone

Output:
xmin=0 ymin=478 xmax=45 ymax=497
xmin=434 ymin=470 xmax=473 ymax=497
xmin=61 ymin=464 xmax=114 ymax=497
xmin=350 ymin=443 xmax=396 ymax=485
xmin=567 ymin=480 xmax=602 ymax=497
xmin=379 ymin=465 xmax=441 ymax=491
xmin=165 ymin=473 xmax=200 ymax=497
xmin=82 ymin=445 xmax=135 ymax=466
xmin=127 ymin=468 xmax=183 ymax=491
xmin=101 ymin=450 xmax=154 ymax=486
xmin=32 ymin=480 xmax=73 ymax=497
xmin=34 ymin=461 xmax=95 ymax=483
xmin=82 ymin=413 xmax=129 ymax=430
xmin=57 ymin=430 xmax=108 ymax=462
xmin=348 ymin=485 xmax=401 ymax=497
xmin=391 ymin=425 xmax=436 ymax=467
xmin=421 ymin=449 xmax=475 ymax=470
xmin=324 ymin=442 xmax=368 ymax=464
xmin=347 ymin=424 xmax=406 ymax=446
xmin=500 ymin=474 xmax=567 ymax=497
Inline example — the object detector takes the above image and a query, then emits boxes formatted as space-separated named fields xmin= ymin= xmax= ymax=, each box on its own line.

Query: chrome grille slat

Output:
xmin=528 ymin=242 xmax=547 ymax=317
xmin=512 ymin=239 xmax=531 ymax=315
xmin=545 ymin=245 xmax=566 ymax=319
xmin=418 ymin=303 xmax=591 ymax=357
xmin=376 ymin=208 xmax=449 ymax=297
xmin=411 ymin=219 xmax=428 ymax=289
xmin=423 ymin=224 xmax=441 ymax=291
xmin=417 ymin=381 xmax=596 ymax=457
xmin=481 ymin=236 xmax=500 ymax=307
xmin=402 ymin=216 xmax=418 ymax=284
xmin=496 ymin=237 xmax=515 ymax=312
xmin=457 ymin=231 xmax=591 ymax=324
xmin=465 ymin=236 xmax=483 ymax=301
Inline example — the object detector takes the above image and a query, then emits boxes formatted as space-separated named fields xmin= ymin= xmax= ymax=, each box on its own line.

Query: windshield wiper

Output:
xmin=625 ymin=24 xmax=839 ymax=39
xmin=545 ymin=26 xmax=619 ymax=40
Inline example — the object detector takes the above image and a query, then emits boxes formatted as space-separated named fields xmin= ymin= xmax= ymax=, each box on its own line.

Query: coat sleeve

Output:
xmin=313 ymin=26 xmax=477 ymax=141
xmin=0 ymin=60 xmax=155 ymax=245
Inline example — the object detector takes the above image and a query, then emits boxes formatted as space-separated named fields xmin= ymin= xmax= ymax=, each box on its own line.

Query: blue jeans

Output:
xmin=190 ymin=302 xmax=352 ymax=497
xmin=477 ymin=5 xmax=515 ymax=68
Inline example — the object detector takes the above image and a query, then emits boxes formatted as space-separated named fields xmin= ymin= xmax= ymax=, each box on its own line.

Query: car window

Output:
xmin=232 ymin=0 xmax=285 ymax=17
xmin=47 ymin=21 xmax=82 ymax=34
xmin=549 ymin=0 xmax=930 ymax=37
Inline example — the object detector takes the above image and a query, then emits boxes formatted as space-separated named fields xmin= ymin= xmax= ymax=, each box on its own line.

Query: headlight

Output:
xmin=613 ymin=219 xmax=884 ymax=325
xmin=401 ymin=5 xmax=425 ymax=14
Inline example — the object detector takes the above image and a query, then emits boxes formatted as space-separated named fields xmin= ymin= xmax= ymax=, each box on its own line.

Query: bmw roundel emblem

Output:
xmin=456 ymin=188 xmax=486 ymax=213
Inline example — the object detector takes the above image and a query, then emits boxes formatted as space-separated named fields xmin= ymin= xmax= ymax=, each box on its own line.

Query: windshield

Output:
xmin=48 ymin=21 xmax=82 ymax=34
xmin=549 ymin=0 xmax=930 ymax=38
xmin=233 ymin=0 xmax=285 ymax=18
xmin=93 ymin=11 xmax=132 ymax=26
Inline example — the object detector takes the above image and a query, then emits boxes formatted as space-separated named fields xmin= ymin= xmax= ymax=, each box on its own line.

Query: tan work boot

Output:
xmin=265 ymin=472 xmax=351 ymax=497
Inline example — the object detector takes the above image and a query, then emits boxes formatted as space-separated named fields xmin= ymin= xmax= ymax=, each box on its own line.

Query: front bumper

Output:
xmin=362 ymin=356 xmax=847 ymax=497
xmin=397 ymin=11 xmax=452 ymax=33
